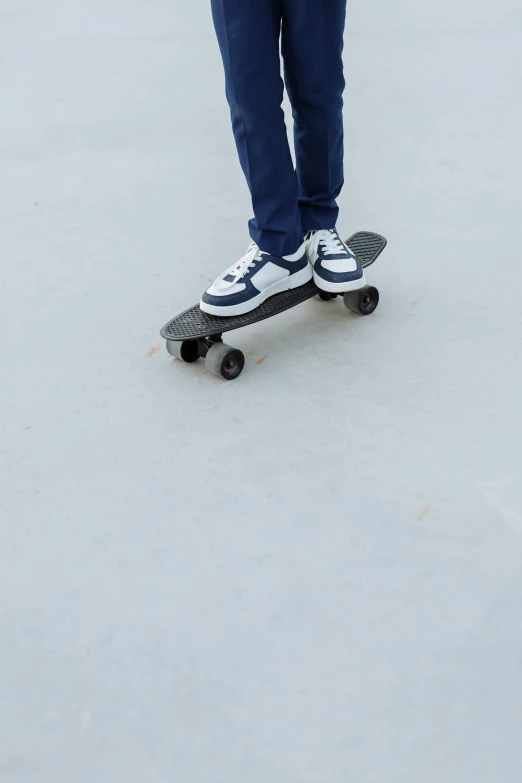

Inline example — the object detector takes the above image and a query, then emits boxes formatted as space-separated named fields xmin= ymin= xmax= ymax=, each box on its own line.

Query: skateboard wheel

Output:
xmin=343 ymin=285 xmax=379 ymax=316
xmin=319 ymin=291 xmax=333 ymax=301
xmin=166 ymin=339 xmax=199 ymax=363
xmin=205 ymin=342 xmax=245 ymax=380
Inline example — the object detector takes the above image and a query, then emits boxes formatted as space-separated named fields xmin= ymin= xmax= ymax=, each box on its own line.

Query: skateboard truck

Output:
xmin=166 ymin=333 xmax=245 ymax=380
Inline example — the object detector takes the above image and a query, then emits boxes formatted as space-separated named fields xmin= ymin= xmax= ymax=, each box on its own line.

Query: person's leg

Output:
xmin=210 ymin=0 xmax=303 ymax=257
xmin=281 ymin=0 xmax=347 ymax=231
xmin=281 ymin=0 xmax=365 ymax=294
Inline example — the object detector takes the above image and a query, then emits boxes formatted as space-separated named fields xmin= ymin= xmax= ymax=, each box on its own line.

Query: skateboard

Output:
xmin=160 ymin=231 xmax=387 ymax=380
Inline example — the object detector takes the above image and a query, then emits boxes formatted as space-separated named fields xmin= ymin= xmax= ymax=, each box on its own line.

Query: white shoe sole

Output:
xmin=200 ymin=264 xmax=313 ymax=317
xmin=314 ymin=269 xmax=367 ymax=294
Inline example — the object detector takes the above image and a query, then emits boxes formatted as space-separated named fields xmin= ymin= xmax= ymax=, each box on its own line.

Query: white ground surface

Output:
xmin=2 ymin=1 xmax=522 ymax=781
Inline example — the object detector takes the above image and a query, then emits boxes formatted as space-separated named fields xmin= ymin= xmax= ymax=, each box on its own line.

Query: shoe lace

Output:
xmin=227 ymin=242 xmax=264 ymax=284
xmin=308 ymin=229 xmax=346 ymax=258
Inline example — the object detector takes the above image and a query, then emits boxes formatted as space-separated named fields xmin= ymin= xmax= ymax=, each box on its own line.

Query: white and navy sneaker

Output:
xmin=200 ymin=241 xmax=312 ymax=317
xmin=305 ymin=228 xmax=366 ymax=293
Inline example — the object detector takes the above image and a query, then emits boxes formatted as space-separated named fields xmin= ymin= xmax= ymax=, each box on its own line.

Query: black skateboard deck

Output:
xmin=161 ymin=231 xmax=387 ymax=379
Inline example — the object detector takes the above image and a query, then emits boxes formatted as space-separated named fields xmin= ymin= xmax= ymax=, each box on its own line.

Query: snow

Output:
xmin=1 ymin=1 xmax=522 ymax=780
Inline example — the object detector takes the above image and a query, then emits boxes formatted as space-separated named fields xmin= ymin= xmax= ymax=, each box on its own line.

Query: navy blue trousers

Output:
xmin=211 ymin=0 xmax=347 ymax=257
